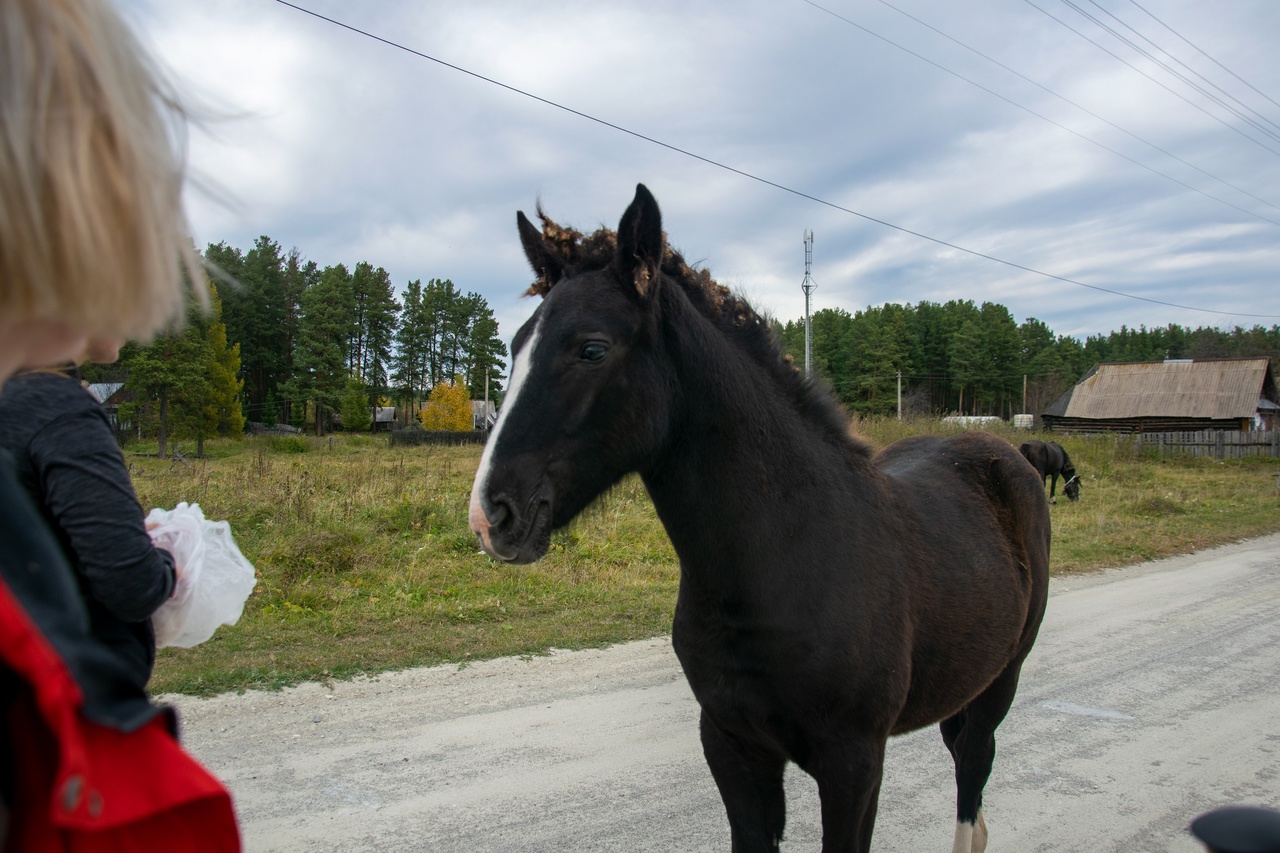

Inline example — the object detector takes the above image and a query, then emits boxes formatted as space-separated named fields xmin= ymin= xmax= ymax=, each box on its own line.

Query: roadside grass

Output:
xmin=141 ymin=425 xmax=1279 ymax=696
xmin=1040 ymin=432 xmax=1280 ymax=572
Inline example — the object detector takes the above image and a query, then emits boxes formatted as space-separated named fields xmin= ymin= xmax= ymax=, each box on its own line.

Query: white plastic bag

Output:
xmin=146 ymin=502 xmax=257 ymax=648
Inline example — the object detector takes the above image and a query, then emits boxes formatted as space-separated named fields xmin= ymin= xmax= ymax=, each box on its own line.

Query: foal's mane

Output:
xmin=526 ymin=211 xmax=871 ymax=458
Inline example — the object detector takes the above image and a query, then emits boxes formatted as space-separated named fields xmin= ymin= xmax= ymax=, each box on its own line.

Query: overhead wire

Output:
xmin=268 ymin=0 xmax=1280 ymax=320
xmin=846 ymin=0 xmax=1280 ymax=216
xmin=1083 ymin=0 xmax=1280 ymax=140
xmin=1063 ymin=0 xmax=1280 ymax=145
xmin=1125 ymin=0 xmax=1280 ymax=116
xmin=1024 ymin=0 xmax=1280 ymax=157
xmin=802 ymin=0 xmax=1280 ymax=225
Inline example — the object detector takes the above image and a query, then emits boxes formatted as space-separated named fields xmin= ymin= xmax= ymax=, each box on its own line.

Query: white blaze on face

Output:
xmin=469 ymin=316 xmax=544 ymax=551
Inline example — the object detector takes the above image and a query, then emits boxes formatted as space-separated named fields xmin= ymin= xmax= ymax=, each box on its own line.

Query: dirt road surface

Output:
xmin=165 ymin=534 xmax=1280 ymax=851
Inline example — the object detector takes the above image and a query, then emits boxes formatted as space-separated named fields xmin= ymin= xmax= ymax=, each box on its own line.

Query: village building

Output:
xmin=1041 ymin=357 xmax=1278 ymax=433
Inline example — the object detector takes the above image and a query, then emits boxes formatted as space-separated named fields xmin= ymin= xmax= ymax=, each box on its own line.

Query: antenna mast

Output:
xmin=801 ymin=230 xmax=816 ymax=375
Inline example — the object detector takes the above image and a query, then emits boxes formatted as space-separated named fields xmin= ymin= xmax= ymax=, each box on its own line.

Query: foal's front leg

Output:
xmin=804 ymin=733 xmax=887 ymax=853
xmin=699 ymin=710 xmax=788 ymax=853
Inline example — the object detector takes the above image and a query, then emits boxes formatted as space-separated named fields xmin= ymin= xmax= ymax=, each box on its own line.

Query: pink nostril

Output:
xmin=469 ymin=493 xmax=513 ymax=549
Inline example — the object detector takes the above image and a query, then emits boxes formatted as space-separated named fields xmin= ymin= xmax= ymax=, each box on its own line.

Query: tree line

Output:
xmin=86 ymin=236 xmax=508 ymax=447
xmin=86 ymin=239 xmax=1279 ymax=451
xmin=776 ymin=300 xmax=1280 ymax=418
xmin=106 ymin=284 xmax=244 ymax=457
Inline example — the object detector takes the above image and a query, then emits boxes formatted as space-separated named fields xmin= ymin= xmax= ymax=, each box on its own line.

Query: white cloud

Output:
xmin=118 ymin=0 xmax=1280 ymax=351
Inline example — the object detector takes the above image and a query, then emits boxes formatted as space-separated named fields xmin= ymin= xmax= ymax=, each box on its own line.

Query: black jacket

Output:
xmin=0 ymin=371 xmax=175 ymax=689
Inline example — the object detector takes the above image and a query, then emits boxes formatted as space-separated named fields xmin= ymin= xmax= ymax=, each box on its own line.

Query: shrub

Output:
xmin=268 ymin=435 xmax=310 ymax=454
xmin=419 ymin=376 xmax=473 ymax=431
xmin=340 ymin=379 xmax=373 ymax=432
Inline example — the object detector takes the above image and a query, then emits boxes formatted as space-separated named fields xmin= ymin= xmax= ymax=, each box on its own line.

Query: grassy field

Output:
xmin=137 ymin=422 xmax=1280 ymax=696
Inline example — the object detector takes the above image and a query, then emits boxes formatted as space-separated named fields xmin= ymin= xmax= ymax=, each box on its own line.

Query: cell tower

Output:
xmin=801 ymin=230 xmax=816 ymax=375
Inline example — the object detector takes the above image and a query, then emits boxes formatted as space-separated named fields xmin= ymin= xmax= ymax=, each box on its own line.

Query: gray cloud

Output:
xmin=125 ymin=0 xmax=1280 ymax=346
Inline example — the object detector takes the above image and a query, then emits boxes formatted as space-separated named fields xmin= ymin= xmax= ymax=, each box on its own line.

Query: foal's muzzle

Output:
xmin=469 ymin=492 xmax=552 ymax=564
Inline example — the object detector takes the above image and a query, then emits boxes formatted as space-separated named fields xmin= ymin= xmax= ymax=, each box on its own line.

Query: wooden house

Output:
xmin=372 ymin=406 xmax=396 ymax=431
xmin=1041 ymin=357 xmax=1278 ymax=433
xmin=86 ymin=381 xmax=126 ymax=427
xmin=472 ymin=400 xmax=496 ymax=431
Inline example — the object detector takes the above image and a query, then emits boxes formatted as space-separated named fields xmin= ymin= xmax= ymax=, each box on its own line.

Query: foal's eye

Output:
xmin=579 ymin=341 xmax=609 ymax=363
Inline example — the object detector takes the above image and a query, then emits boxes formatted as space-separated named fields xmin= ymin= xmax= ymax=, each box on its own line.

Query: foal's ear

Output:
xmin=615 ymin=183 xmax=663 ymax=299
xmin=517 ymin=210 xmax=564 ymax=297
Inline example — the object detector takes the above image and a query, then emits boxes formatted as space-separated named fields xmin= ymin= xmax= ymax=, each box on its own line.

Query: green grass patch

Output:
xmin=143 ymin=426 xmax=1280 ymax=696
xmin=266 ymin=434 xmax=310 ymax=454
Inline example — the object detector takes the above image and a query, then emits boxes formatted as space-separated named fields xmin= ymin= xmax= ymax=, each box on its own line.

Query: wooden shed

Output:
xmin=1041 ymin=357 xmax=1278 ymax=433
xmin=472 ymin=400 xmax=496 ymax=431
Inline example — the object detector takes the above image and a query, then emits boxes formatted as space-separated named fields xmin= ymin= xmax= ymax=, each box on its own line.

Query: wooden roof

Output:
xmin=1044 ymin=358 xmax=1276 ymax=420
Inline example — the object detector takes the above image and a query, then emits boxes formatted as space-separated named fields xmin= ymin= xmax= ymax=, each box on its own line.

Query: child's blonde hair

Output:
xmin=0 ymin=0 xmax=205 ymax=341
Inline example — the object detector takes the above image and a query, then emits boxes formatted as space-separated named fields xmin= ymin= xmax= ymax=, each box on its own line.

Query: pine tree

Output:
xmin=349 ymin=262 xmax=400 ymax=404
xmin=280 ymin=248 xmax=318 ymax=425
xmin=463 ymin=302 xmax=507 ymax=402
xmin=121 ymin=311 xmax=208 ymax=458
xmin=283 ymin=263 xmax=352 ymax=435
xmin=948 ymin=319 xmax=985 ymax=416
xmin=391 ymin=279 xmax=429 ymax=422
xmin=204 ymin=284 xmax=245 ymax=441
xmin=340 ymin=377 xmax=372 ymax=432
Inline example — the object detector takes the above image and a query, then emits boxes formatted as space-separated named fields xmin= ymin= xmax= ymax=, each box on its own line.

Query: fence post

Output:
xmin=1215 ymin=431 xmax=1224 ymax=460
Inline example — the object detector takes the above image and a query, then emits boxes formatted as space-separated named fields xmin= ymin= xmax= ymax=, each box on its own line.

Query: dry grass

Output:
xmin=1033 ymin=432 xmax=1280 ymax=572
xmin=853 ymin=418 xmax=1280 ymax=572
xmin=139 ymin=425 xmax=1279 ymax=696
xmin=138 ymin=436 xmax=675 ymax=695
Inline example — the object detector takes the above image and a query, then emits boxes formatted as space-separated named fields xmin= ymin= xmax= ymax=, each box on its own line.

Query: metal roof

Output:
xmin=1047 ymin=358 xmax=1275 ymax=420
xmin=86 ymin=382 xmax=124 ymax=404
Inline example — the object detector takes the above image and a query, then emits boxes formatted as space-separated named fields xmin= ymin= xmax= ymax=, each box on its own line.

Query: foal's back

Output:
xmin=878 ymin=431 xmax=1049 ymax=562
xmin=870 ymin=430 xmax=1050 ymax=731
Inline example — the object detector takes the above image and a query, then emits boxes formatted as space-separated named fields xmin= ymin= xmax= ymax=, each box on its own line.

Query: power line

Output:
xmin=1084 ymin=0 xmax=1280 ymax=139
xmin=1062 ymin=0 xmax=1280 ymax=145
xmin=846 ymin=0 xmax=1280 ymax=216
xmin=1024 ymin=0 xmax=1280 ymax=157
xmin=1125 ymin=0 xmax=1280 ymax=116
xmin=269 ymin=0 xmax=1280 ymax=320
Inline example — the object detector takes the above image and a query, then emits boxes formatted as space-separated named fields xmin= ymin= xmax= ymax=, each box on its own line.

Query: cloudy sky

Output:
xmin=121 ymin=0 xmax=1280 ymax=352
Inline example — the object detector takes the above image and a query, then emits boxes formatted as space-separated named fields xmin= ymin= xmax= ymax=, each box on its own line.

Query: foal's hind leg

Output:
xmin=939 ymin=663 xmax=1026 ymax=853
xmin=699 ymin=710 xmax=788 ymax=852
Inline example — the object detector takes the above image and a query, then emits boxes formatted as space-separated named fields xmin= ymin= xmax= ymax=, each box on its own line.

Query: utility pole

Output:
xmin=801 ymin=230 xmax=816 ymax=375
xmin=897 ymin=370 xmax=902 ymax=421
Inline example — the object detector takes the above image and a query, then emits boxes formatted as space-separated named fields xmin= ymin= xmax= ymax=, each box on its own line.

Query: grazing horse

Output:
xmin=1018 ymin=439 xmax=1080 ymax=503
xmin=469 ymin=185 xmax=1051 ymax=852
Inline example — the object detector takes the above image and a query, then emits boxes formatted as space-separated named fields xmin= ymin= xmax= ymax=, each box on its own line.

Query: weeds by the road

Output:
xmin=139 ymin=424 xmax=1279 ymax=696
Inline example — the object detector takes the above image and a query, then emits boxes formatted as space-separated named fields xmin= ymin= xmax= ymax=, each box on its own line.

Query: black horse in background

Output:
xmin=1019 ymin=439 xmax=1080 ymax=503
xmin=470 ymin=185 xmax=1051 ymax=852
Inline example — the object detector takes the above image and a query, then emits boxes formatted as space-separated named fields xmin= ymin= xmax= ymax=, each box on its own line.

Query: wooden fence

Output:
xmin=1136 ymin=430 xmax=1280 ymax=460
xmin=388 ymin=429 xmax=488 ymax=447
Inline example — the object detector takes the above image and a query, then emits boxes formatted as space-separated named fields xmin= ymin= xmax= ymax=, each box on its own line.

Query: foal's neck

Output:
xmin=640 ymin=310 xmax=872 ymax=582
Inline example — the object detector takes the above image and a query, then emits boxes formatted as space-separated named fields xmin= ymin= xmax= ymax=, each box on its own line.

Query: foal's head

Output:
xmin=469 ymin=184 xmax=689 ymax=562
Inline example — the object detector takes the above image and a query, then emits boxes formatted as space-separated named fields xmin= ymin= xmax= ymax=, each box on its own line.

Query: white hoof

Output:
xmin=951 ymin=811 xmax=988 ymax=853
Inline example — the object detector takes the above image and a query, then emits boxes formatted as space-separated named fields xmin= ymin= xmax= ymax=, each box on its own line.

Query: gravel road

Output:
xmin=163 ymin=533 xmax=1280 ymax=852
